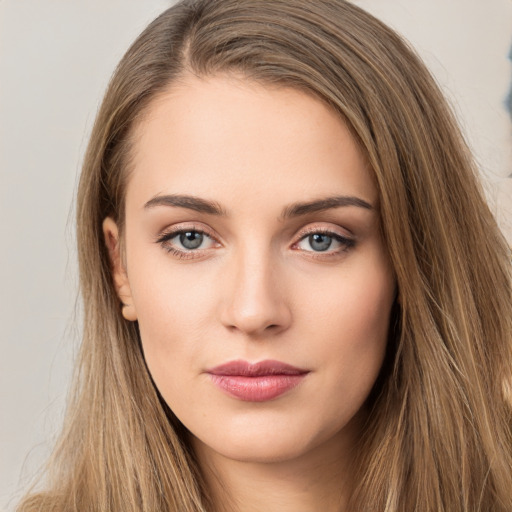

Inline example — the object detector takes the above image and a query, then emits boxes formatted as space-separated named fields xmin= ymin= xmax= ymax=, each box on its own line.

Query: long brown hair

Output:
xmin=18 ymin=1 xmax=512 ymax=510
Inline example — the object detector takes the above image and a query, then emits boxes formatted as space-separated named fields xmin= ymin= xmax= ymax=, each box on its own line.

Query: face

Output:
xmin=104 ymin=75 xmax=396 ymax=465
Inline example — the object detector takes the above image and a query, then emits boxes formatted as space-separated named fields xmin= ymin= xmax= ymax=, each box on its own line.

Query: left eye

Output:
xmin=296 ymin=232 xmax=352 ymax=252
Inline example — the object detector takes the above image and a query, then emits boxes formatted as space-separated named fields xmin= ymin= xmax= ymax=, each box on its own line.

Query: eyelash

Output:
xmin=293 ymin=227 xmax=356 ymax=259
xmin=155 ymin=224 xmax=218 ymax=260
xmin=155 ymin=225 xmax=355 ymax=260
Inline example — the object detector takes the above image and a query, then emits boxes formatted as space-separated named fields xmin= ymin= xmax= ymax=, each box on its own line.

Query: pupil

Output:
xmin=180 ymin=231 xmax=203 ymax=250
xmin=310 ymin=233 xmax=332 ymax=252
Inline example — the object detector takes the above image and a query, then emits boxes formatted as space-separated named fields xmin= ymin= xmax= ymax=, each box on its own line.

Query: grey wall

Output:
xmin=0 ymin=2 xmax=174 ymax=509
xmin=1 ymin=1 xmax=511 ymax=510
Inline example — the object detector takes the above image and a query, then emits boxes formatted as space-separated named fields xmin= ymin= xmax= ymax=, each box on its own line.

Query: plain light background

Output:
xmin=1 ymin=1 xmax=511 ymax=510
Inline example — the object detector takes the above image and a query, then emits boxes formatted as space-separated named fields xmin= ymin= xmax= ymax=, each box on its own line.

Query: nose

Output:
xmin=219 ymin=246 xmax=292 ymax=337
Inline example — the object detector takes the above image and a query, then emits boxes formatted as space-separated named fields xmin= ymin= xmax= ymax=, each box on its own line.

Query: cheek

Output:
xmin=300 ymin=257 xmax=394 ymax=342
xmin=298 ymin=261 xmax=394 ymax=394
xmin=126 ymin=251 xmax=220 ymax=383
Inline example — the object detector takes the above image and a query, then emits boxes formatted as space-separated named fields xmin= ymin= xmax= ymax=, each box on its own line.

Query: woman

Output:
xmin=18 ymin=0 xmax=512 ymax=510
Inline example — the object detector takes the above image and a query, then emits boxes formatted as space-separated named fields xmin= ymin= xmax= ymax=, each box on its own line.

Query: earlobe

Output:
xmin=102 ymin=217 xmax=138 ymax=322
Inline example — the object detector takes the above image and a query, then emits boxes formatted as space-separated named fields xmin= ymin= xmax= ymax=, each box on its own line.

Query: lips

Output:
xmin=206 ymin=360 xmax=309 ymax=402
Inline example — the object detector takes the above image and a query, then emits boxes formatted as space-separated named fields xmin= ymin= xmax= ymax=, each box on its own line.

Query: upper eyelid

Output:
xmin=297 ymin=225 xmax=351 ymax=236
xmin=156 ymin=224 xmax=219 ymax=243
xmin=156 ymin=223 xmax=353 ymax=241
xmin=294 ymin=224 xmax=355 ymax=243
xmin=155 ymin=223 xmax=353 ymax=247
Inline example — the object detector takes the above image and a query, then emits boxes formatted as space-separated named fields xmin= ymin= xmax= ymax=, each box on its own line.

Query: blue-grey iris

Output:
xmin=309 ymin=233 xmax=332 ymax=251
xmin=180 ymin=231 xmax=203 ymax=249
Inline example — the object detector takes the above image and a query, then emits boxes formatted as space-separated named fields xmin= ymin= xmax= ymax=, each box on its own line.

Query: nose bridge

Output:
xmin=220 ymin=239 xmax=291 ymax=336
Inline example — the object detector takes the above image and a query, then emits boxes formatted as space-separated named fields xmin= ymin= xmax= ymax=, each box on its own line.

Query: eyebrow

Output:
xmin=280 ymin=195 xmax=373 ymax=219
xmin=143 ymin=194 xmax=373 ymax=218
xmin=144 ymin=194 xmax=228 ymax=215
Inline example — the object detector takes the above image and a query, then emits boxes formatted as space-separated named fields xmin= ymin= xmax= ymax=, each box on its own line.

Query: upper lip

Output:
xmin=206 ymin=359 xmax=309 ymax=377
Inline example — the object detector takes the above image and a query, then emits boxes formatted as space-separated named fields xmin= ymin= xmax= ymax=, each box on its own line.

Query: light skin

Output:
xmin=104 ymin=74 xmax=396 ymax=512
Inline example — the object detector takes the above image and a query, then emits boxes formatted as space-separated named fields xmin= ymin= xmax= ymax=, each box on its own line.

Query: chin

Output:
xmin=202 ymin=437 xmax=312 ymax=465
xmin=230 ymin=438 xmax=310 ymax=463
xmin=191 ymin=417 xmax=350 ymax=466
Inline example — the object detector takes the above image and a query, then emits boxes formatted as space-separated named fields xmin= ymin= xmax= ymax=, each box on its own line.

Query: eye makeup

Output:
xmin=154 ymin=222 xmax=356 ymax=261
xmin=155 ymin=223 xmax=220 ymax=260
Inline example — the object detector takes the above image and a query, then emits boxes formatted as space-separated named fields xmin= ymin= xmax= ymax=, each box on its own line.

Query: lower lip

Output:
xmin=209 ymin=374 xmax=307 ymax=402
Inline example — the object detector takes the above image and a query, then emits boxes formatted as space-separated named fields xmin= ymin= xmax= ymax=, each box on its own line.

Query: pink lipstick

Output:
xmin=206 ymin=360 xmax=309 ymax=402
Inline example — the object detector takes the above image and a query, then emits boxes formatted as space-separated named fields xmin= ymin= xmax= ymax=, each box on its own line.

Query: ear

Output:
xmin=102 ymin=217 xmax=138 ymax=322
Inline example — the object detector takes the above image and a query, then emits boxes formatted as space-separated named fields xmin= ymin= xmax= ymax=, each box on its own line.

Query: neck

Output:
xmin=192 ymin=421 xmax=361 ymax=512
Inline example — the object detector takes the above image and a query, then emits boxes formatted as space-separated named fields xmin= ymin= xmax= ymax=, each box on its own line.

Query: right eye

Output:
xmin=156 ymin=226 xmax=220 ymax=259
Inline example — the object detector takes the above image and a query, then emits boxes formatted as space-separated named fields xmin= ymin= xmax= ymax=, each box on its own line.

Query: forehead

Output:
xmin=126 ymin=74 xmax=377 ymax=211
